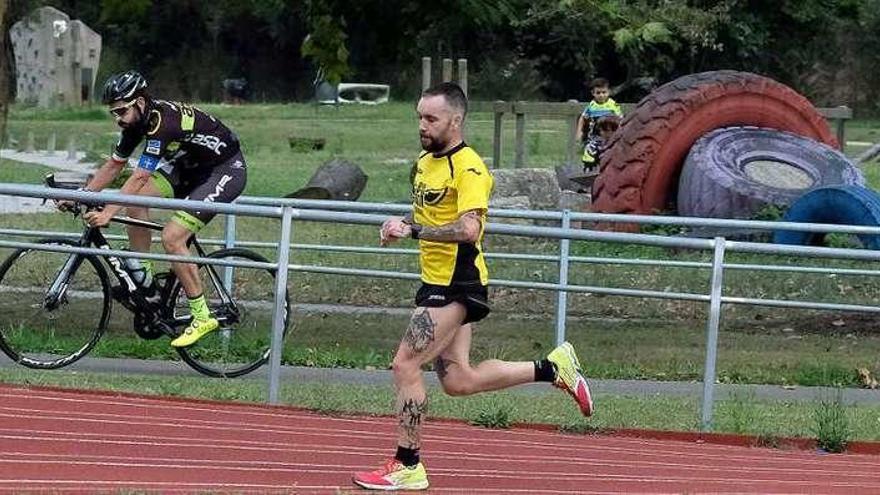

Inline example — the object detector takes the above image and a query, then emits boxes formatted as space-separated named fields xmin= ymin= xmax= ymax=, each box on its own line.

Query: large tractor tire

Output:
xmin=678 ymin=127 xmax=863 ymax=219
xmin=591 ymin=71 xmax=838 ymax=219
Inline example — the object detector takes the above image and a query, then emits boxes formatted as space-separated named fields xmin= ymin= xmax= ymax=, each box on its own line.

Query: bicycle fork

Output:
xmin=44 ymin=251 xmax=85 ymax=311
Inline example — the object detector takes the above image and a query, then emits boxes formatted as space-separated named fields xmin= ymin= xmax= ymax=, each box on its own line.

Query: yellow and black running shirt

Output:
xmin=411 ymin=142 xmax=493 ymax=286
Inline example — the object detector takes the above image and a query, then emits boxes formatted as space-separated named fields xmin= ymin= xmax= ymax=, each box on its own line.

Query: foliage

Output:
xmin=812 ymin=393 xmax=852 ymax=453
xmin=6 ymin=1 xmax=880 ymax=107
xmin=301 ymin=1 xmax=351 ymax=86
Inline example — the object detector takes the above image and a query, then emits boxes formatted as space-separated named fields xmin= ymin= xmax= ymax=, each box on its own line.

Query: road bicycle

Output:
xmin=0 ymin=173 xmax=290 ymax=377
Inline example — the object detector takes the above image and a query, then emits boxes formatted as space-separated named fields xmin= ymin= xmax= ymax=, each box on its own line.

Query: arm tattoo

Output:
xmin=434 ymin=357 xmax=450 ymax=380
xmin=405 ymin=308 xmax=436 ymax=353
xmin=418 ymin=210 xmax=482 ymax=242
xmin=398 ymin=397 xmax=428 ymax=449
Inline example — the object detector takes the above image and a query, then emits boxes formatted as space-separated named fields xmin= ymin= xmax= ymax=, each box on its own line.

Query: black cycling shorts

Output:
xmin=415 ymin=282 xmax=491 ymax=324
xmin=153 ymin=151 xmax=247 ymax=232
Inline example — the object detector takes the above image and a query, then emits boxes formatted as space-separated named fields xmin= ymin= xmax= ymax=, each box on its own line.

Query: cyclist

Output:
xmin=66 ymin=70 xmax=247 ymax=348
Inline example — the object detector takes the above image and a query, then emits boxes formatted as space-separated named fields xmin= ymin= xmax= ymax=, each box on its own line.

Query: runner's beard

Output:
xmin=420 ymin=134 xmax=446 ymax=153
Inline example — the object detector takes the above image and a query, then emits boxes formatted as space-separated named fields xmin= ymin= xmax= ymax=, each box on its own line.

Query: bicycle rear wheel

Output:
xmin=0 ymin=239 xmax=110 ymax=369
xmin=168 ymin=248 xmax=290 ymax=378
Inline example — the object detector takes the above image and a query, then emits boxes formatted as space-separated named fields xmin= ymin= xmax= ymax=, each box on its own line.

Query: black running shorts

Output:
xmin=415 ymin=282 xmax=491 ymax=324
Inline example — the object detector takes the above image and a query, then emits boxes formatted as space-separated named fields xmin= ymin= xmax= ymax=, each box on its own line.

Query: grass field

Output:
xmin=2 ymin=103 xmax=880 ymax=442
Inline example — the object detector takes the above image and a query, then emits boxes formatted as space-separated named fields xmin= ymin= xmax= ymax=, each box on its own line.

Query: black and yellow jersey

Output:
xmin=112 ymin=99 xmax=240 ymax=174
xmin=411 ymin=142 xmax=493 ymax=286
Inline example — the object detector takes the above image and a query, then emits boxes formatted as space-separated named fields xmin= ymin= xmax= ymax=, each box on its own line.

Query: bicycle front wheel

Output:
xmin=168 ymin=248 xmax=290 ymax=378
xmin=0 ymin=239 xmax=110 ymax=369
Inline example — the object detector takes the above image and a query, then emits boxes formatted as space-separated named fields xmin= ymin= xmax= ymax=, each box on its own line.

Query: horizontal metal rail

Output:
xmin=2 ymin=182 xmax=880 ymax=430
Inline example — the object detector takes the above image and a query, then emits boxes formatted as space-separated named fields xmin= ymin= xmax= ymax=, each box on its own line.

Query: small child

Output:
xmin=583 ymin=115 xmax=621 ymax=168
xmin=575 ymin=77 xmax=622 ymax=172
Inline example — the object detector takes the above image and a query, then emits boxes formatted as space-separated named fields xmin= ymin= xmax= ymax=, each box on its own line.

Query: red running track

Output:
xmin=0 ymin=383 xmax=878 ymax=494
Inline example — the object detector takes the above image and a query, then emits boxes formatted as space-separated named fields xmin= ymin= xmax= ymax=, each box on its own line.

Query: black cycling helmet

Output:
xmin=101 ymin=70 xmax=148 ymax=104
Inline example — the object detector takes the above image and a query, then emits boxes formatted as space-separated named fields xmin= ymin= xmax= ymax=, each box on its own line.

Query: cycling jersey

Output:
xmin=411 ymin=142 xmax=493 ymax=286
xmin=112 ymin=99 xmax=240 ymax=174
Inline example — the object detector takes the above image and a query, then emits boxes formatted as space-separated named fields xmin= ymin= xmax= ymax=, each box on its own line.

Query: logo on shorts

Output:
xmin=427 ymin=295 xmax=446 ymax=301
xmin=145 ymin=139 xmax=162 ymax=155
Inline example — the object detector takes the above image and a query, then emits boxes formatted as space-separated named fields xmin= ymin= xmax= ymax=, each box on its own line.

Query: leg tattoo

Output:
xmin=405 ymin=308 xmax=436 ymax=353
xmin=398 ymin=397 xmax=428 ymax=449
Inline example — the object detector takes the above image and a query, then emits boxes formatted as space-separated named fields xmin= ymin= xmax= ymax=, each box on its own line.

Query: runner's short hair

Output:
xmin=422 ymin=82 xmax=468 ymax=118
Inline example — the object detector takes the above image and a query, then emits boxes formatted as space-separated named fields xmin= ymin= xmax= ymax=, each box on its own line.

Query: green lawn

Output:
xmin=1 ymin=104 xmax=880 ymax=414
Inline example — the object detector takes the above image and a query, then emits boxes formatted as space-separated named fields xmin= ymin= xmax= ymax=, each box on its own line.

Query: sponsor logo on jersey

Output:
xmin=412 ymin=181 xmax=448 ymax=207
xmin=205 ymin=175 xmax=234 ymax=203
xmin=138 ymin=154 xmax=160 ymax=172
xmin=145 ymin=139 xmax=161 ymax=155
xmin=186 ymin=133 xmax=228 ymax=155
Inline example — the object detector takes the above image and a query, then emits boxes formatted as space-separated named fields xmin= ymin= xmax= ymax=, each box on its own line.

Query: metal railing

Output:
xmin=1 ymin=183 xmax=879 ymax=430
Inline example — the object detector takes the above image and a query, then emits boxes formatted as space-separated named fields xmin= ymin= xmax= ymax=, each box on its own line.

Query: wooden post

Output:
xmin=514 ymin=102 xmax=526 ymax=168
xmin=442 ymin=58 xmax=453 ymax=82
xmin=835 ymin=105 xmax=849 ymax=148
xmin=26 ymin=131 xmax=35 ymax=153
xmin=421 ymin=57 xmax=431 ymax=91
xmin=66 ymin=136 xmax=76 ymax=160
xmin=492 ymin=101 xmax=505 ymax=169
xmin=566 ymin=99 xmax=579 ymax=166
xmin=46 ymin=132 xmax=56 ymax=155
xmin=457 ymin=58 xmax=468 ymax=96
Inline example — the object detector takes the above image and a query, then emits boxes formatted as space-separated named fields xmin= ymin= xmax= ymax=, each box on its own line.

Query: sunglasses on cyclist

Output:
xmin=108 ymin=99 xmax=138 ymax=118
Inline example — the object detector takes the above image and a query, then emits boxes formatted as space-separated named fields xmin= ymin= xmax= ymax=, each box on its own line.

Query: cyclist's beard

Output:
xmin=117 ymin=107 xmax=142 ymax=130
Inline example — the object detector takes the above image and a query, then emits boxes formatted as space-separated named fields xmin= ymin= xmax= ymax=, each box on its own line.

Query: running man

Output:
xmin=352 ymin=82 xmax=593 ymax=491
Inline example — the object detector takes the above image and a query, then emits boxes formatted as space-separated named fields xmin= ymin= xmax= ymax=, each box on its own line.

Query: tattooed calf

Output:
xmin=398 ymin=397 xmax=428 ymax=449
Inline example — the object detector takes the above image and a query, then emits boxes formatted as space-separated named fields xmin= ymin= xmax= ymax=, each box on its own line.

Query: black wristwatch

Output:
xmin=410 ymin=223 xmax=423 ymax=239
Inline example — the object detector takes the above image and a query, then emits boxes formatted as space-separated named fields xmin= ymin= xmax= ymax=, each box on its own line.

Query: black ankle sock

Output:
xmin=395 ymin=445 xmax=420 ymax=467
xmin=534 ymin=359 xmax=556 ymax=382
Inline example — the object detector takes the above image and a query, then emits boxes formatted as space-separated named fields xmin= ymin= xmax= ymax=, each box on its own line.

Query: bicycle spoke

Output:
xmin=0 ymin=241 xmax=108 ymax=368
xmin=172 ymin=249 xmax=288 ymax=378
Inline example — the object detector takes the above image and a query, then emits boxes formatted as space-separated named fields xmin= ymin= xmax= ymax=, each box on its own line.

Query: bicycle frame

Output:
xmin=44 ymin=214 xmax=238 ymax=326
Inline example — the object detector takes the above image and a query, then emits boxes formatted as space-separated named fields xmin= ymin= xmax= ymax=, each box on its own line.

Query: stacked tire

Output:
xmin=592 ymin=71 xmax=840 ymax=220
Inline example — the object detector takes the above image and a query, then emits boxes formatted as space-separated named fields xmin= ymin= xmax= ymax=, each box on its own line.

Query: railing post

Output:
xmin=223 ymin=214 xmax=237 ymax=291
xmin=555 ymin=210 xmax=571 ymax=346
xmin=514 ymin=102 xmax=525 ymax=168
xmin=700 ymin=237 xmax=727 ymax=431
xmin=268 ymin=206 xmax=294 ymax=404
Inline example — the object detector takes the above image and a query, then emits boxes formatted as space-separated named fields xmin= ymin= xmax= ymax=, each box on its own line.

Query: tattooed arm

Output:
xmin=410 ymin=209 xmax=483 ymax=243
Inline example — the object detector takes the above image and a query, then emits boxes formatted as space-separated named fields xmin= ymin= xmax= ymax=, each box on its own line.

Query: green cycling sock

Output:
xmin=188 ymin=294 xmax=211 ymax=321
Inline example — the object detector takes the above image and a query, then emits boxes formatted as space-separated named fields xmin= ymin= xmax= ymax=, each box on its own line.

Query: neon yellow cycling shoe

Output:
xmin=170 ymin=317 xmax=219 ymax=347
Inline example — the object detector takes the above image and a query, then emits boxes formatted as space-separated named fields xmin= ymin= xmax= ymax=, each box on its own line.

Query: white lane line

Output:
xmin=0 ymin=481 xmax=600 ymax=494
xmin=0 ymin=458 xmax=876 ymax=490
xmin=2 ymin=448 xmax=877 ymax=483
xmin=1 ymin=408 xmax=876 ymax=472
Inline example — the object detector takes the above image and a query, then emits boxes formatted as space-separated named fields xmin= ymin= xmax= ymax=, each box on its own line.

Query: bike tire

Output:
xmin=0 ymin=238 xmax=111 ymax=369
xmin=168 ymin=248 xmax=291 ymax=378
